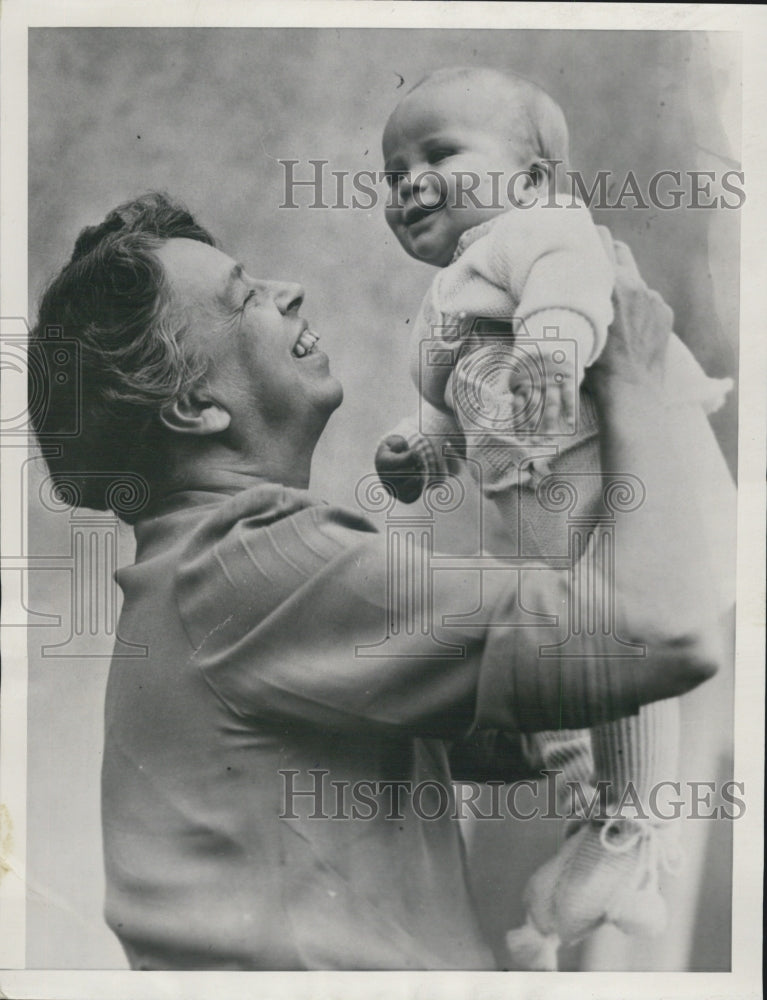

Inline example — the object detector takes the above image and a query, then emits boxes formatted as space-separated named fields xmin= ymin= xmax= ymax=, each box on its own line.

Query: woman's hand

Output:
xmin=588 ymin=240 xmax=673 ymax=393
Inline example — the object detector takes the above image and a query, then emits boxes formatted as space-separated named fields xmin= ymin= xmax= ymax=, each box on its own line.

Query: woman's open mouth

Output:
xmin=292 ymin=328 xmax=320 ymax=357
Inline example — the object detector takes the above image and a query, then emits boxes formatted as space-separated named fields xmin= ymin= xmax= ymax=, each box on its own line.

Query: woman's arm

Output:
xmin=475 ymin=245 xmax=730 ymax=733
xmin=590 ymin=244 xmax=729 ymax=688
xmin=179 ymin=249 xmax=729 ymax=739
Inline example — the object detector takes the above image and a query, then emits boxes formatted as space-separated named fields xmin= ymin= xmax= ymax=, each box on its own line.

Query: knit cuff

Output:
xmin=382 ymin=416 xmax=453 ymax=482
xmin=522 ymin=307 xmax=603 ymax=376
xmin=407 ymin=431 xmax=451 ymax=481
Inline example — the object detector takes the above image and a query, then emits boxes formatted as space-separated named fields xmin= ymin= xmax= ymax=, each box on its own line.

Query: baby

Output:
xmin=375 ymin=67 xmax=732 ymax=968
xmin=378 ymin=66 xmax=617 ymax=509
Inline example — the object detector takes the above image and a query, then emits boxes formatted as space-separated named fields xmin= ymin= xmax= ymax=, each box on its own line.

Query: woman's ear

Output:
xmin=159 ymin=390 xmax=231 ymax=436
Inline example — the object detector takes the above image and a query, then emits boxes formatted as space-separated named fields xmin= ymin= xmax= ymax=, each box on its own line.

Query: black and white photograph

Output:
xmin=0 ymin=3 xmax=764 ymax=998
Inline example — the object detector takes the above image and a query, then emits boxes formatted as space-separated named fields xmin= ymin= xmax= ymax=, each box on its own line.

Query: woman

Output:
xmin=30 ymin=193 xmax=728 ymax=970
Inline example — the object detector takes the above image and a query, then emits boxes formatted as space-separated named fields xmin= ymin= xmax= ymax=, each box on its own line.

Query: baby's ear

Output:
xmin=515 ymin=161 xmax=551 ymax=206
xmin=529 ymin=160 xmax=553 ymax=188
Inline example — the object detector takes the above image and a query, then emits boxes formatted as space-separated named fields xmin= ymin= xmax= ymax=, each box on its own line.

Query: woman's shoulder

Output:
xmin=132 ymin=482 xmax=381 ymax=585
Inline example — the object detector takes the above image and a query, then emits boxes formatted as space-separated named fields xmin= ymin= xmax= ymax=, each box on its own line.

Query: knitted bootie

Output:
xmin=505 ymin=919 xmax=560 ymax=971
xmin=505 ymin=819 xmax=587 ymax=970
xmin=506 ymin=817 xmax=680 ymax=969
xmin=557 ymin=818 xmax=676 ymax=936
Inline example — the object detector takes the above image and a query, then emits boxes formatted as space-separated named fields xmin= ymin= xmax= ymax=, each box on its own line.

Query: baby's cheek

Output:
xmin=384 ymin=212 xmax=411 ymax=253
xmin=384 ymin=201 xmax=403 ymax=233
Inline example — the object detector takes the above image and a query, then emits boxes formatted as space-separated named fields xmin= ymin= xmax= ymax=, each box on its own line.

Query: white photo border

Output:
xmin=2 ymin=2 xmax=765 ymax=998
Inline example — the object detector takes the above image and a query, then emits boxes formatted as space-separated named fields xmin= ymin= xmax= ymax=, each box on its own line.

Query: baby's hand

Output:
xmin=510 ymin=341 xmax=579 ymax=436
xmin=375 ymin=436 xmax=427 ymax=504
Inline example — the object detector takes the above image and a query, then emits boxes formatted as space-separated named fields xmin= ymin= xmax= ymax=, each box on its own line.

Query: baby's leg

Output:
xmin=502 ymin=431 xmax=683 ymax=967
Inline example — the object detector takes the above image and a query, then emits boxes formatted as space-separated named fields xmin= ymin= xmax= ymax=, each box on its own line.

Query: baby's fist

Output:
xmin=375 ymin=436 xmax=426 ymax=504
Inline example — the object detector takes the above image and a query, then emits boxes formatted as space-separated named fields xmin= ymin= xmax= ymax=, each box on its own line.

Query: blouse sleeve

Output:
xmin=174 ymin=501 xmax=645 ymax=740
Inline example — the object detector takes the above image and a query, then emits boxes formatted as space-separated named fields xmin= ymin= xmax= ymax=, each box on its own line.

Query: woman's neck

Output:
xmin=155 ymin=435 xmax=314 ymax=499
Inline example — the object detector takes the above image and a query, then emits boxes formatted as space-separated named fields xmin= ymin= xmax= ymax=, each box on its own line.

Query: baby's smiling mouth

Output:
xmin=403 ymin=203 xmax=442 ymax=228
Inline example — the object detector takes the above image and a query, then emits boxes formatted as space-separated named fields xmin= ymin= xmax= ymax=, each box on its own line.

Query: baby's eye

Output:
xmin=428 ymin=148 xmax=455 ymax=164
xmin=384 ymin=169 xmax=406 ymax=188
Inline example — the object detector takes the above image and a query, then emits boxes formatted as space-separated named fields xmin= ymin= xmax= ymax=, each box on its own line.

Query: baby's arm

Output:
xmin=481 ymin=201 xmax=614 ymax=436
xmin=375 ymin=402 xmax=464 ymax=504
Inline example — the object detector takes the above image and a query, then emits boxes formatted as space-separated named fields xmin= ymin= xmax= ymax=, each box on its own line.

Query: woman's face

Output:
xmin=155 ymin=238 xmax=343 ymax=451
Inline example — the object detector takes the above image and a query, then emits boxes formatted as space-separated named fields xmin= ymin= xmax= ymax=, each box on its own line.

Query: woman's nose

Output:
xmin=270 ymin=281 xmax=305 ymax=315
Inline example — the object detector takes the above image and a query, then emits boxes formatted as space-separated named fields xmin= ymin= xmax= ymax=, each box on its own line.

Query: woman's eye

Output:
xmin=242 ymin=289 xmax=257 ymax=309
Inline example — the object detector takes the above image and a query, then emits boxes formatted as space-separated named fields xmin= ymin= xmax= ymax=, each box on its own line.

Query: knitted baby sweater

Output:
xmin=387 ymin=203 xmax=730 ymax=493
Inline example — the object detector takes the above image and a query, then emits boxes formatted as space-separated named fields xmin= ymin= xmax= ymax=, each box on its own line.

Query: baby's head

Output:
xmin=383 ymin=67 xmax=570 ymax=266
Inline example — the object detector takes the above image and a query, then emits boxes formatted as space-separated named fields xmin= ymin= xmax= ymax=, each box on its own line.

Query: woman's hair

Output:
xmin=30 ymin=192 xmax=216 ymax=521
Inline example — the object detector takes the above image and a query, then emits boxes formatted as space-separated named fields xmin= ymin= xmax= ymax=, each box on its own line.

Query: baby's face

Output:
xmin=383 ymin=80 xmax=534 ymax=266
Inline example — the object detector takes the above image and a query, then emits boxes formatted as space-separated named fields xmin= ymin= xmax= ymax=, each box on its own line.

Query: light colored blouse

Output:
xmin=102 ymin=482 xmax=638 ymax=969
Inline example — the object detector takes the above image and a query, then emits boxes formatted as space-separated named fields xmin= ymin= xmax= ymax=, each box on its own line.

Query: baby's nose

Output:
xmin=411 ymin=170 xmax=446 ymax=208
